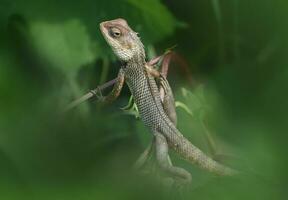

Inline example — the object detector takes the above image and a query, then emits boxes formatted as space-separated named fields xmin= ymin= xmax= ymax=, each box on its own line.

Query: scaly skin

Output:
xmin=100 ymin=18 xmax=238 ymax=181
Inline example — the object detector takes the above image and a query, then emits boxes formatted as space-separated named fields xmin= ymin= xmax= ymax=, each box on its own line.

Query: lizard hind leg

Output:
xmin=133 ymin=138 xmax=155 ymax=170
xmin=154 ymin=131 xmax=191 ymax=184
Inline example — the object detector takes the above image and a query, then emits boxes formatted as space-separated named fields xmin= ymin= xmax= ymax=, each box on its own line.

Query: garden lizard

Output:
xmin=99 ymin=18 xmax=238 ymax=182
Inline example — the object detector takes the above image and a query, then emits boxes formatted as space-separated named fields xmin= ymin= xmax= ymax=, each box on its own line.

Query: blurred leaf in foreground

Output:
xmin=30 ymin=19 xmax=96 ymax=76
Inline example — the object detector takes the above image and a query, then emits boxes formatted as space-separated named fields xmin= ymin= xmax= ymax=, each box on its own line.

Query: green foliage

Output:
xmin=0 ymin=0 xmax=288 ymax=199
xmin=2 ymin=0 xmax=179 ymax=58
xmin=126 ymin=0 xmax=178 ymax=41
xmin=30 ymin=19 xmax=96 ymax=75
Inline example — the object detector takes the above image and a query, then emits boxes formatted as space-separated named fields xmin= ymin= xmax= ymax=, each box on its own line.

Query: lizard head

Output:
xmin=100 ymin=18 xmax=145 ymax=62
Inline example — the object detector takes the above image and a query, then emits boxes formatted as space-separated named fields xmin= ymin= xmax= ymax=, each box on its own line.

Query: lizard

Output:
xmin=99 ymin=18 xmax=238 ymax=183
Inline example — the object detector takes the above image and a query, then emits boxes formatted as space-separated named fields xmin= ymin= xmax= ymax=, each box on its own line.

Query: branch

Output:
xmin=63 ymin=77 xmax=117 ymax=112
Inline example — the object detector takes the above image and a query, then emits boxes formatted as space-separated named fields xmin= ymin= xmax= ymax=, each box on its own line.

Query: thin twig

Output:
xmin=63 ymin=77 xmax=117 ymax=112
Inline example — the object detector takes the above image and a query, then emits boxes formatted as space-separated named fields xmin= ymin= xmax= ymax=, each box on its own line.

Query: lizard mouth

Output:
xmin=99 ymin=21 xmax=113 ymax=46
xmin=99 ymin=21 xmax=109 ymax=36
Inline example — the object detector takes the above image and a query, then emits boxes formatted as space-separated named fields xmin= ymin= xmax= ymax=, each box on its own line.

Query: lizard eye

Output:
xmin=109 ymin=27 xmax=121 ymax=38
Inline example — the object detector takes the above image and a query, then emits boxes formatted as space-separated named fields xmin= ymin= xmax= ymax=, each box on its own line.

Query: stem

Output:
xmin=99 ymin=56 xmax=110 ymax=84
xmin=211 ymin=0 xmax=226 ymax=65
xmin=233 ymin=0 xmax=240 ymax=62
xmin=66 ymin=73 xmax=89 ymax=115
xmin=63 ymin=77 xmax=117 ymax=112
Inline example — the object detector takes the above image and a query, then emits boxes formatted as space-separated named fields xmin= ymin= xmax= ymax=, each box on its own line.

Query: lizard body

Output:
xmin=100 ymin=18 xmax=237 ymax=181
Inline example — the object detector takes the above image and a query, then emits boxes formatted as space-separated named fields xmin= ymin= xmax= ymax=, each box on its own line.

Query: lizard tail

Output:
xmin=170 ymin=132 xmax=238 ymax=176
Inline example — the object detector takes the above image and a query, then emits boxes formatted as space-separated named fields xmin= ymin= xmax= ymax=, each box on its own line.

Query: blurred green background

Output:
xmin=0 ymin=0 xmax=287 ymax=199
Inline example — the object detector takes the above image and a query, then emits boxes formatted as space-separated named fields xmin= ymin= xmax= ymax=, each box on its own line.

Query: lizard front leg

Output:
xmin=63 ymin=69 xmax=125 ymax=112
xmin=98 ymin=68 xmax=125 ymax=103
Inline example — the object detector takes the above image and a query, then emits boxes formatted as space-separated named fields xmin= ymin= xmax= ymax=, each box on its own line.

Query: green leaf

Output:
xmin=30 ymin=19 xmax=96 ymax=74
xmin=126 ymin=0 xmax=179 ymax=43
xmin=121 ymin=95 xmax=140 ymax=119
xmin=211 ymin=0 xmax=222 ymax=24
xmin=175 ymin=101 xmax=194 ymax=117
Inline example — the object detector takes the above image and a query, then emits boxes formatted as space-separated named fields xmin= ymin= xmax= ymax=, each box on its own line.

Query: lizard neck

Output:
xmin=127 ymin=51 xmax=146 ymax=68
xmin=125 ymin=38 xmax=146 ymax=68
